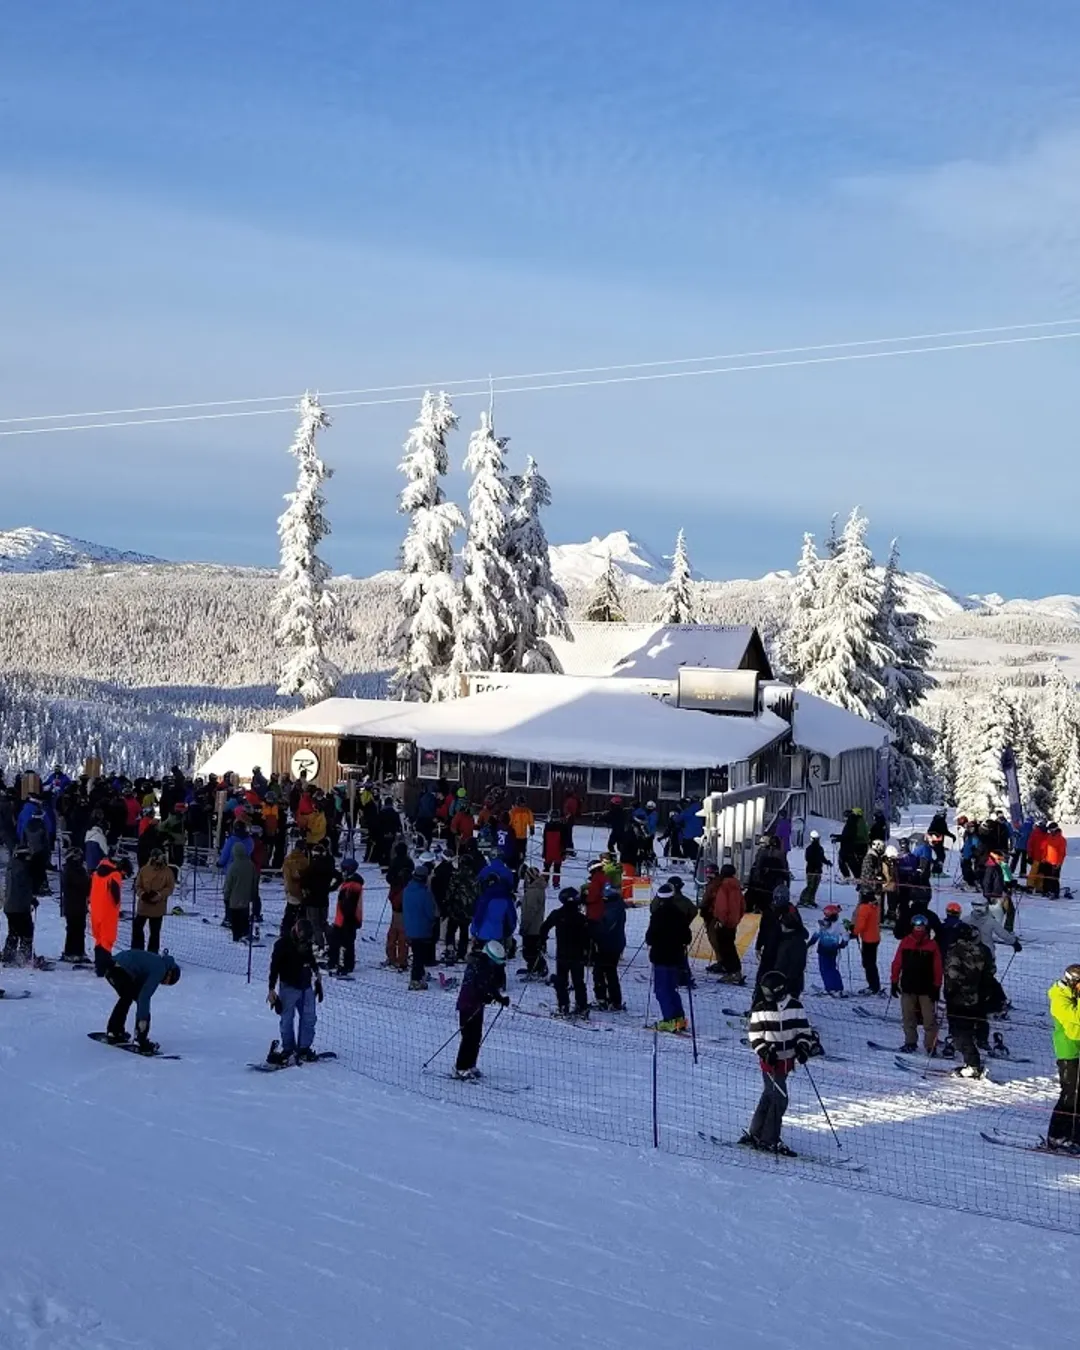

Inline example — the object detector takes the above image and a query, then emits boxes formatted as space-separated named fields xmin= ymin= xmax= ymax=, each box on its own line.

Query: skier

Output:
xmin=938 ymin=900 xmax=965 ymax=960
xmin=868 ymin=811 xmax=889 ymax=845
xmin=703 ymin=863 xmax=745 ymax=982
xmin=982 ymin=849 xmax=1015 ymax=931
xmin=644 ymin=885 xmax=693 ymax=1031
xmin=281 ymin=836 xmax=309 ymax=936
xmin=754 ymin=901 xmax=808 ymax=1001
xmin=592 ymin=882 xmax=627 ymax=1011
xmin=2 ymin=846 xmax=37 ymax=966
xmin=304 ymin=841 xmax=339 ymax=953
xmin=926 ymin=808 xmax=956 ymax=875
xmin=808 ymin=904 xmax=848 ymax=995
xmin=1010 ymin=816 xmax=1034 ymax=879
xmin=60 ymin=848 xmax=90 ymax=963
xmin=266 ymin=918 xmax=324 ymax=1065
xmin=890 ymin=914 xmax=942 ymax=1054
xmin=443 ymin=854 xmax=478 ymax=966
xmin=133 ymin=848 xmax=176 ymax=953
xmin=383 ymin=841 xmax=413 ymax=972
xmin=1040 ymin=822 xmax=1067 ymax=899
xmin=799 ymin=831 xmax=829 ymax=908
xmin=89 ymin=854 xmax=131 ymax=976
xmin=851 ymin=888 xmax=882 ymax=994
xmin=453 ymin=941 xmax=511 ymax=1079
xmin=968 ymin=895 xmax=1020 ymax=1014
xmin=223 ymin=840 xmax=259 ymax=943
xmin=858 ymin=838 xmax=887 ymax=916
xmin=835 ymin=808 xmax=868 ymax=881
xmin=539 ymin=887 xmax=592 ymax=1018
xmin=403 ymin=860 xmax=438 ymax=990
xmin=944 ymin=923 xmax=991 ymax=1077
xmin=103 ymin=948 xmax=181 ymax=1051
xmin=518 ymin=866 xmax=549 ymax=979
xmin=471 ymin=860 xmax=518 ymax=952
xmin=1047 ymin=965 xmax=1080 ymax=1152
xmin=959 ymin=821 xmax=982 ymax=888
xmin=327 ymin=858 xmax=364 ymax=976
xmin=743 ymin=970 xmax=813 ymax=1155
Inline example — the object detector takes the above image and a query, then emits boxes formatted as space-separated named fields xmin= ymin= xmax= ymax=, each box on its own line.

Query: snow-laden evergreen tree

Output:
xmin=800 ymin=508 xmax=887 ymax=720
xmin=1055 ymin=731 xmax=1080 ymax=824
xmin=499 ymin=456 xmax=570 ymax=672
xmin=655 ymin=529 xmax=696 ymax=624
xmin=446 ymin=411 xmax=516 ymax=684
xmin=824 ymin=513 xmax=841 ymax=559
xmin=390 ymin=391 xmax=465 ymax=701
xmin=582 ymin=551 xmax=626 ymax=623
xmin=925 ymin=703 xmax=957 ymax=806
xmin=274 ymin=392 xmax=340 ymax=704
xmin=954 ymin=682 xmax=1012 ymax=817
xmin=1041 ymin=668 xmax=1080 ymax=819
xmin=779 ymin=531 xmax=822 ymax=681
xmin=871 ymin=540 xmax=937 ymax=810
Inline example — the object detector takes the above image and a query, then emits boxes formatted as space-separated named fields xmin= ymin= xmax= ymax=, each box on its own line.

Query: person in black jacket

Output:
xmin=645 ymin=892 xmax=693 ymax=1031
xmin=267 ymin=918 xmax=324 ymax=1065
xmin=754 ymin=902 xmax=808 ymax=1002
xmin=927 ymin=809 xmax=956 ymax=875
xmin=799 ymin=831 xmax=830 ymax=908
xmin=303 ymin=843 xmax=340 ymax=953
xmin=60 ymin=849 xmax=91 ymax=962
xmin=539 ymin=888 xmax=592 ymax=1018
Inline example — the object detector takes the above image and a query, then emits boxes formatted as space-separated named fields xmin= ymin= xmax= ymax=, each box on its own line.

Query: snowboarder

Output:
xmin=890 ymin=914 xmax=942 ymax=1054
xmin=539 ymin=887 xmax=592 ymax=1018
xmin=453 ymin=941 xmax=511 ymax=1079
xmin=808 ymin=905 xmax=848 ymax=995
xmin=267 ymin=918 xmax=324 ymax=1065
xmin=799 ymin=831 xmax=829 ymax=908
xmin=592 ymin=882 xmax=627 ymax=1010
xmin=851 ymin=889 xmax=881 ymax=994
xmin=944 ymin=923 xmax=991 ymax=1077
xmin=327 ymin=859 xmax=364 ymax=975
xmin=403 ymin=860 xmax=438 ymax=990
xmin=1047 ymin=965 xmax=1080 ymax=1152
xmin=2 ymin=845 xmax=37 ymax=966
xmin=103 ymin=948 xmax=181 ymax=1051
xmin=644 ymin=885 xmax=693 ymax=1031
xmin=60 ymin=848 xmax=90 ymax=963
xmin=743 ymin=969 xmax=813 ymax=1155
xmin=133 ymin=849 xmax=176 ymax=953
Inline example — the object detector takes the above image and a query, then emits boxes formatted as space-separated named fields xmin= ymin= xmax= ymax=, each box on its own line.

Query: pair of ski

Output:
xmin=696 ymin=1131 xmax=863 ymax=1172
xmin=866 ymin=1041 xmax=1033 ymax=1074
xmin=438 ymin=1073 xmax=529 ymax=1096
xmin=980 ymin=1128 xmax=1080 ymax=1158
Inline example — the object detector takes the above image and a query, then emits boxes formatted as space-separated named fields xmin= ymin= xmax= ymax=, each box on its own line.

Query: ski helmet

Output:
xmin=1062 ymin=964 xmax=1080 ymax=990
xmin=758 ymin=970 xmax=788 ymax=1003
xmin=885 ymin=845 xmax=898 ymax=859
xmin=340 ymin=858 xmax=359 ymax=874
xmin=822 ymin=903 xmax=841 ymax=918
xmin=910 ymin=913 xmax=929 ymax=928
xmin=945 ymin=901 xmax=963 ymax=915
xmin=654 ymin=882 xmax=675 ymax=900
xmin=483 ymin=941 xmax=506 ymax=964
xmin=559 ymin=886 xmax=582 ymax=905
xmin=970 ymin=896 xmax=988 ymax=911
xmin=809 ymin=830 xmax=820 ymax=840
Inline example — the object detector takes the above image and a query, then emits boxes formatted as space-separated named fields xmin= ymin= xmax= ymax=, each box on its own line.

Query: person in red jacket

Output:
xmin=890 ymin=914 xmax=943 ymax=1054
xmin=703 ymin=864 xmax=746 ymax=982
xmin=585 ymin=860 xmax=607 ymax=922
xmin=328 ymin=859 xmax=364 ymax=976
xmin=542 ymin=813 xmax=567 ymax=888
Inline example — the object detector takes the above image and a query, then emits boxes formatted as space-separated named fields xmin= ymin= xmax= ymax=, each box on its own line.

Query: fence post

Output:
xmin=651 ymin=1029 xmax=659 ymax=1149
xmin=246 ymin=903 xmax=254 ymax=984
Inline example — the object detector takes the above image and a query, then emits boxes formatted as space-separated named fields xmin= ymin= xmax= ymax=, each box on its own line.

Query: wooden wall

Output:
xmin=270 ymin=732 xmax=343 ymax=793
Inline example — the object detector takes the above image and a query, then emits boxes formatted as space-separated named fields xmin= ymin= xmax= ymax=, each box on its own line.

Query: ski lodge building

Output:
xmin=202 ymin=623 xmax=887 ymax=871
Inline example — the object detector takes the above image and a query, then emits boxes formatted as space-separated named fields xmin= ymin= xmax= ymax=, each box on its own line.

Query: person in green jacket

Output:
xmin=1047 ymin=964 xmax=1080 ymax=1152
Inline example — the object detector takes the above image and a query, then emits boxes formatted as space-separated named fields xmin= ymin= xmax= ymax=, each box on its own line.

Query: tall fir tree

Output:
xmin=500 ymin=456 xmax=570 ymax=672
xmin=779 ymin=531 xmax=822 ymax=681
xmin=391 ymin=391 xmax=465 ymax=701
xmin=1042 ymin=669 xmax=1080 ymax=820
xmin=926 ymin=703 xmax=958 ymax=806
xmin=800 ymin=508 xmax=887 ymax=720
xmin=953 ymin=682 xmax=1011 ymax=817
xmin=447 ymin=411 xmax=515 ymax=683
xmin=871 ymin=540 xmax=937 ymax=810
xmin=274 ymin=392 xmax=340 ymax=705
xmin=655 ymin=529 xmax=696 ymax=624
xmin=582 ymin=552 xmax=626 ymax=623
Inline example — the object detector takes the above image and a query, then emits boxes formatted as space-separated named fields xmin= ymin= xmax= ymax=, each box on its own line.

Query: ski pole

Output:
xmin=881 ymin=990 xmax=894 ymax=1023
xmin=686 ymin=964 xmax=699 ymax=1064
xmin=623 ymin=932 xmax=649 ymax=973
xmin=999 ymin=948 xmax=1019 ymax=985
xmin=421 ymin=1004 xmax=484 ymax=1070
xmin=476 ymin=1000 xmax=507 ymax=1054
xmin=801 ymin=1060 xmax=843 ymax=1151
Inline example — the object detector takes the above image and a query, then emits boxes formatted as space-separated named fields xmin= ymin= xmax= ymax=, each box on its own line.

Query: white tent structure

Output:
xmin=196 ymin=731 xmax=274 ymax=782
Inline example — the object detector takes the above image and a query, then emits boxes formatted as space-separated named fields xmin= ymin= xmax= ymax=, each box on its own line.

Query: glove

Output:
xmin=890 ymin=982 xmax=899 ymax=998
xmin=498 ymin=995 xmax=511 ymax=1007
xmin=1013 ymin=940 xmax=1022 ymax=953
xmin=267 ymin=989 xmax=278 ymax=1008
xmin=795 ymin=1043 xmax=810 ymax=1064
xmin=315 ymin=980 xmax=324 ymax=1004
xmin=761 ymin=1045 xmax=778 ymax=1067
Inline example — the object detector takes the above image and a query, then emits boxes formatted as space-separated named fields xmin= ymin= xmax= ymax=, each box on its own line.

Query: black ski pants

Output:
xmin=592 ymin=953 xmax=623 ymax=1007
xmin=328 ymin=924 xmax=356 ymax=974
xmin=64 ymin=909 xmax=87 ymax=959
xmin=521 ymin=933 xmax=548 ymax=975
xmin=1050 ymin=1059 xmax=1080 ymax=1145
xmin=228 ymin=908 xmax=250 ymax=942
xmin=554 ymin=957 xmax=588 ymax=1013
xmin=860 ymin=940 xmax=880 ymax=993
xmin=131 ymin=915 xmax=162 ymax=953
xmin=455 ymin=1008 xmax=484 ymax=1072
xmin=106 ymin=967 xmax=141 ymax=1039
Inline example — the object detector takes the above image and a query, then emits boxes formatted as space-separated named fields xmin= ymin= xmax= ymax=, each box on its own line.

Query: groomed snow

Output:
xmin=266 ymin=683 xmax=791 ymax=771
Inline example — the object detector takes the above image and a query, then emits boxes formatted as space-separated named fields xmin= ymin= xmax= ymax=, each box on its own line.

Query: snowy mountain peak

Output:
xmin=550 ymin=531 xmax=673 ymax=590
xmin=0 ymin=527 xmax=163 ymax=573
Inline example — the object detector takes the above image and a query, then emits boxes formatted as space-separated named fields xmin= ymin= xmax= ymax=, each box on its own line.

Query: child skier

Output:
xmin=743 ymin=969 xmax=814 ymax=1155
xmin=454 ymin=940 xmax=511 ymax=1079
xmin=327 ymin=859 xmax=364 ymax=976
xmin=808 ymin=904 xmax=848 ymax=995
xmin=539 ymin=887 xmax=592 ymax=1018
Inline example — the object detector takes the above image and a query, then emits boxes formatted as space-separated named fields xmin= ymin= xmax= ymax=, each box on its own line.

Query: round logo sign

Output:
xmin=290 ymin=748 xmax=320 ymax=781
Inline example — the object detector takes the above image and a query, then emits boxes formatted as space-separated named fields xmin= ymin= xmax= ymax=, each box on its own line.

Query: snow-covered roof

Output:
xmin=196 ymin=731 xmax=274 ymax=780
xmin=791 ymin=690 xmax=890 ymax=758
xmin=266 ymin=683 xmax=790 ymax=771
xmin=547 ymin=621 xmax=766 ymax=680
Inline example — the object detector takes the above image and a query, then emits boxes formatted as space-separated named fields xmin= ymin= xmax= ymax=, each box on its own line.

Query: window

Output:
xmin=659 ymin=768 xmax=709 ymax=800
xmin=659 ymin=769 xmax=683 ymax=799
xmin=507 ymin=760 xmax=551 ymax=788
xmin=683 ymin=769 xmax=708 ymax=800
xmin=588 ymin=766 xmax=611 ymax=795
xmin=528 ymin=761 xmax=550 ymax=789
xmin=611 ymin=767 xmax=635 ymax=797
xmin=417 ymin=748 xmax=440 ymax=780
xmin=417 ymin=749 xmax=460 ymax=781
xmin=440 ymin=752 xmax=461 ymax=782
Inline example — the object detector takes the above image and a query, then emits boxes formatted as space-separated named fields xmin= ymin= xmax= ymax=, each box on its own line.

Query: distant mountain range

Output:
xmin=2 ymin=523 xmax=1078 ymax=625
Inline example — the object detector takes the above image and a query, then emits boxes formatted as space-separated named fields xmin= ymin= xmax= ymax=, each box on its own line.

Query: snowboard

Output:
xmin=696 ymin=1131 xmax=863 ymax=1172
xmin=248 ymin=1040 xmax=338 ymax=1072
xmin=87 ymin=1031 xmax=181 ymax=1059
xmin=0 ymin=989 xmax=31 ymax=1000
xmin=980 ymin=1128 xmax=1077 ymax=1158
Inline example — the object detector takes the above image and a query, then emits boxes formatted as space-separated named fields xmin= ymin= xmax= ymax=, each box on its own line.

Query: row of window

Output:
xmin=416 ymin=748 xmax=708 ymax=801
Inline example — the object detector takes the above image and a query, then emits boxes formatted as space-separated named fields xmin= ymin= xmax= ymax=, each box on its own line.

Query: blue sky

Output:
xmin=1 ymin=2 xmax=1079 ymax=594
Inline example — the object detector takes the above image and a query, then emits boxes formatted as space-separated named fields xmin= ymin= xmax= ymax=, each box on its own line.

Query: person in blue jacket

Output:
xmin=218 ymin=822 xmax=254 ymax=870
xmin=1011 ymin=816 xmax=1034 ymax=878
xmin=104 ymin=948 xmax=181 ymax=1052
xmin=592 ymin=883 xmax=627 ymax=1011
xmin=675 ymin=800 xmax=704 ymax=860
xmin=470 ymin=864 xmax=518 ymax=949
xmin=402 ymin=861 xmax=438 ymax=989
xmin=808 ymin=904 xmax=849 ymax=995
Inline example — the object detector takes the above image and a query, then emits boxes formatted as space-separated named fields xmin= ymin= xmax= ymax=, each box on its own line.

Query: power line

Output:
xmin=0 ymin=326 xmax=1077 ymax=440
xmin=1 ymin=316 xmax=1077 ymax=429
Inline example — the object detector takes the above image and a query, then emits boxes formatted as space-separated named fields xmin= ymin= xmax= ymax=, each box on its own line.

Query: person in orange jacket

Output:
xmin=703 ymin=863 xmax=746 ymax=982
xmin=851 ymin=891 xmax=883 ymax=994
xmin=89 ymin=856 xmax=132 ymax=976
xmin=1028 ymin=822 xmax=1049 ymax=892
xmin=509 ymin=798 xmax=535 ymax=843
xmin=585 ymin=860 xmax=607 ymax=922
xmin=328 ymin=859 xmax=364 ymax=975
xmin=1041 ymin=823 xmax=1068 ymax=899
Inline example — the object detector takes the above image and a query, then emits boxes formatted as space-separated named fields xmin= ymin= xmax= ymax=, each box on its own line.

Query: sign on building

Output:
xmin=290 ymin=748 xmax=320 ymax=781
xmin=676 ymin=667 xmax=759 ymax=715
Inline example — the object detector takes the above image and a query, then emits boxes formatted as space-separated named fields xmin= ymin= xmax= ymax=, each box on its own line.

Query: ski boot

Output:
xmin=897 ymin=1043 xmax=918 ymax=1054
xmin=408 ymin=979 xmax=429 ymax=991
xmin=939 ymin=1036 xmax=955 ymax=1059
xmin=106 ymin=1030 xmax=132 ymax=1046
xmin=453 ymin=1067 xmax=481 ymax=1081
xmin=773 ymin=1141 xmax=798 ymax=1158
xmin=991 ymin=1032 xmax=1011 ymax=1059
xmin=705 ymin=963 xmax=723 ymax=975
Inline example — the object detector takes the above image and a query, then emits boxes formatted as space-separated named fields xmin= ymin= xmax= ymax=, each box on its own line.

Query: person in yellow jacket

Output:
xmin=509 ymin=798 xmax=535 ymax=842
xmin=1048 ymin=965 xmax=1080 ymax=1152
xmin=305 ymin=805 xmax=328 ymax=846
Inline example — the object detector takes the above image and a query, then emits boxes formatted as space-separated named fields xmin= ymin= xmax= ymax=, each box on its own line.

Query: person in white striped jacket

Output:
xmin=743 ymin=970 xmax=814 ymax=1156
